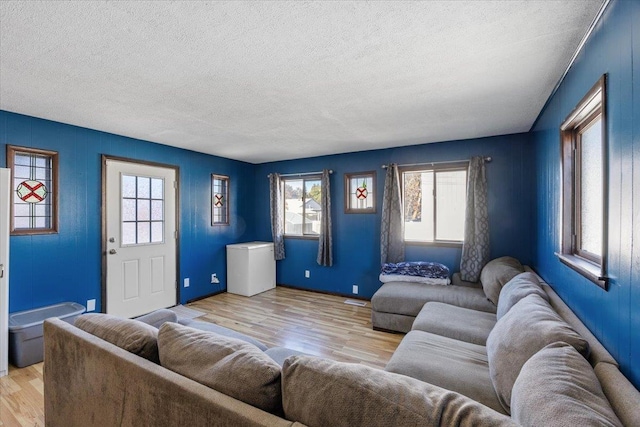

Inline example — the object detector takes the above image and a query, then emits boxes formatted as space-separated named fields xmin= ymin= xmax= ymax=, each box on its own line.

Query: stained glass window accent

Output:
xmin=212 ymin=174 xmax=229 ymax=225
xmin=344 ymin=171 xmax=375 ymax=214
xmin=7 ymin=145 xmax=58 ymax=235
xmin=121 ymin=174 xmax=164 ymax=245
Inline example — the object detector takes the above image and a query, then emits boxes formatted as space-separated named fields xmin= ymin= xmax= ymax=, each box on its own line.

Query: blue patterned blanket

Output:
xmin=381 ymin=261 xmax=450 ymax=279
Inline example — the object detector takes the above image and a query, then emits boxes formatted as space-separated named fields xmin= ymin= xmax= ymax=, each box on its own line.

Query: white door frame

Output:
xmin=101 ymin=155 xmax=180 ymax=315
xmin=0 ymin=168 xmax=10 ymax=377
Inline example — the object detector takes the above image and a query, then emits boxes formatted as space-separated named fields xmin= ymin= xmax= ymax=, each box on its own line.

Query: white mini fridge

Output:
xmin=226 ymin=242 xmax=276 ymax=297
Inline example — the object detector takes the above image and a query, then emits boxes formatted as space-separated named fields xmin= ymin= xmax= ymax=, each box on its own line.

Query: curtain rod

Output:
xmin=381 ymin=156 xmax=492 ymax=169
xmin=267 ymin=170 xmax=333 ymax=178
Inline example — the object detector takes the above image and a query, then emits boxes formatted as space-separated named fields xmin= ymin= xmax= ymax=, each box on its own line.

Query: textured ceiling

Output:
xmin=0 ymin=1 xmax=603 ymax=164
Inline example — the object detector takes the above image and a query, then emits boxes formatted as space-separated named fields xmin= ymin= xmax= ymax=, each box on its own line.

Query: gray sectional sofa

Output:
xmin=377 ymin=263 xmax=640 ymax=426
xmin=43 ymin=264 xmax=640 ymax=426
xmin=44 ymin=315 xmax=514 ymax=427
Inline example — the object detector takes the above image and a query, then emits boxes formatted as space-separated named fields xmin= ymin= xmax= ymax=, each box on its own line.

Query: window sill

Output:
xmin=405 ymin=240 xmax=463 ymax=248
xmin=555 ymin=252 xmax=608 ymax=290
xmin=284 ymin=235 xmax=319 ymax=240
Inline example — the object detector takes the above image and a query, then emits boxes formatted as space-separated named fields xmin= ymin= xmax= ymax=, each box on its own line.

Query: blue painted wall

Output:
xmin=253 ymin=133 xmax=534 ymax=299
xmin=531 ymin=0 xmax=640 ymax=387
xmin=0 ymin=110 xmax=255 ymax=313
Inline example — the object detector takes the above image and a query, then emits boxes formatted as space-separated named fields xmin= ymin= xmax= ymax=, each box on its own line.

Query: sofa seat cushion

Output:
xmin=384 ymin=330 xmax=505 ymax=414
xmin=496 ymin=272 xmax=547 ymax=320
xmin=487 ymin=294 xmax=590 ymax=413
xmin=283 ymin=355 xmax=516 ymax=427
xmin=412 ymin=302 xmax=496 ymax=346
xmin=158 ymin=322 xmax=282 ymax=414
xmin=511 ymin=342 xmax=622 ymax=427
xmin=75 ymin=313 xmax=160 ymax=363
xmin=479 ymin=256 xmax=524 ymax=305
xmin=179 ymin=318 xmax=268 ymax=351
xmin=372 ymin=282 xmax=496 ymax=318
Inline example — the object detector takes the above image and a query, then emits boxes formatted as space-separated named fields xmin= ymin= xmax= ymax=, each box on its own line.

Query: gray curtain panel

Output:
xmin=269 ymin=173 xmax=286 ymax=260
xmin=380 ymin=164 xmax=404 ymax=264
xmin=460 ymin=156 xmax=490 ymax=282
xmin=317 ymin=169 xmax=333 ymax=266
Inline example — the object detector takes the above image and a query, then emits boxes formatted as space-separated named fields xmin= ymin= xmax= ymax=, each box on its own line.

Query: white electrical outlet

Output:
xmin=305 ymin=270 xmax=310 ymax=278
xmin=211 ymin=273 xmax=220 ymax=284
xmin=352 ymin=285 xmax=358 ymax=294
xmin=86 ymin=299 xmax=96 ymax=312
xmin=184 ymin=278 xmax=190 ymax=288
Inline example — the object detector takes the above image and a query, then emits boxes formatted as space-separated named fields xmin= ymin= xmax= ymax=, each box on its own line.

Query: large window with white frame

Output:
xmin=283 ymin=176 xmax=322 ymax=237
xmin=401 ymin=164 xmax=467 ymax=244
xmin=559 ymin=75 xmax=608 ymax=289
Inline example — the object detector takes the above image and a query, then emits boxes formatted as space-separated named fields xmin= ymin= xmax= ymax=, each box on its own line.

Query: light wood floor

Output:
xmin=0 ymin=287 xmax=403 ymax=427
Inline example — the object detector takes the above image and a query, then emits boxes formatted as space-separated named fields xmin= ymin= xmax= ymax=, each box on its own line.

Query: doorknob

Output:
xmin=109 ymin=249 xmax=117 ymax=255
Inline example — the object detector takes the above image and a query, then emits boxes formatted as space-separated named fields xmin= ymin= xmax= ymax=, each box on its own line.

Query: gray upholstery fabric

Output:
xmin=265 ymin=347 xmax=309 ymax=366
xmin=283 ymin=356 xmax=516 ymax=427
xmin=179 ymin=318 xmax=268 ymax=351
xmin=542 ymin=283 xmax=617 ymax=367
xmin=595 ymin=362 xmax=640 ymax=427
xmin=135 ymin=308 xmax=178 ymax=328
xmin=370 ymin=310 xmax=415 ymax=333
xmin=75 ymin=313 xmax=160 ymax=363
xmin=479 ymin=256 xmax=524 ymax=305
xmin=44 ymin=318 xmax=297 ymax=427
xmin=486 ymin=294 xmax=590 ymax=413
xmin=316 ymin=169 xmax=332 ymax=266
xmin=158 ymin=323 xmax=282 ymax=414
xmin=380 ymin=164 xmax=404 ymax=264
xmin=460 ymin=156 xmax=490 ymax=282
xmin=384 ymin=330 xmax=505 ymax=414
xmin=372 ymin=281 xmax=497 ymax=318
xmin=496 ymin=272 xmax=548 ymax=320
xmin=511 ymin=342 xmax=622 ymax=427
xmin=451 ymin=272 xmax=482 ymax=288
xmin=412 ymin=302 xmax=496 ymax=346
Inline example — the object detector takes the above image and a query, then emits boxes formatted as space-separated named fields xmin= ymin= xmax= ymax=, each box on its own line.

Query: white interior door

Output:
xmin=105 ymin=159 xmax=177 ymax=318
xmin=0 ymin=168 xmax=10 ymax=377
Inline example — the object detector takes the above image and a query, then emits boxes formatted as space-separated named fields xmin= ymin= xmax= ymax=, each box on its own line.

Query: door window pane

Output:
xmin=121 ymin=174 xmax=164 ymax=246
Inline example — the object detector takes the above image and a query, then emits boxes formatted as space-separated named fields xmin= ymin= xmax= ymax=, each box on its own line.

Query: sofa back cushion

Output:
xmin=486 ymin=294 xmax=590 ymax=413
xmin=75 ymin=313 xmax=160 ymax=363
xmin=496 ymin=272 xmax=548 ymax=320
xmin=282 ymin=355 xmax=518 ymax=427
xmin=480 ymin=256 xmax=524 ymax=305
xmin=511 ymin=342 xmax=622 ymax=427
xmin=157 ymin=322 xmax=282 ymax=415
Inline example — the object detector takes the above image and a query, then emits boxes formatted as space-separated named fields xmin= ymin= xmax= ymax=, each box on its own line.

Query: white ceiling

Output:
xmin=0 ymin=1 xmax=603 ymax=164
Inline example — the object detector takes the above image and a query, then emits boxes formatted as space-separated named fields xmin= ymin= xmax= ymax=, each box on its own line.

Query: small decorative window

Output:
xmin=344 ymin=171 xmax=376 ymax=213
xmin=212 ymin=174 xmax=229 ymax=225
xmin=7 ymin=145 xmax=58 ymax=235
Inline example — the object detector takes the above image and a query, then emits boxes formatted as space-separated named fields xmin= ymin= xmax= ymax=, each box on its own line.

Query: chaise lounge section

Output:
xmin=371 ymin=256 xmax=524 ymax=333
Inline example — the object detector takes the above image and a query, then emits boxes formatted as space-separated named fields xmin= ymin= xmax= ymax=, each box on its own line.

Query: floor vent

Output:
xmin=344 ymin=299 xmax=367 ymax=307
